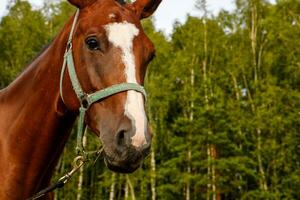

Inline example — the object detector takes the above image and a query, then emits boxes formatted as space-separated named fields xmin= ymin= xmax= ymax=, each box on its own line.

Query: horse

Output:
xmin=0 ymin=0 xmax=162 ymax=199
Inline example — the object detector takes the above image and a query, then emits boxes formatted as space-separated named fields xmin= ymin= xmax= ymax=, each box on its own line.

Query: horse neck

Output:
xmin=0 ymin=16 xmax=77 ymax=199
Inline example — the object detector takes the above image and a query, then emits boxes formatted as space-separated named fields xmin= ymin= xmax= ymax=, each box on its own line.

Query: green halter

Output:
xmin=60 ymin=9 xmax=147 ymax=155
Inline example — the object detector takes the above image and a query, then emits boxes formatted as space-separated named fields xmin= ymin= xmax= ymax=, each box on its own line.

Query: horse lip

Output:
xmin=103 ymin=152 xmax=142 ymax=173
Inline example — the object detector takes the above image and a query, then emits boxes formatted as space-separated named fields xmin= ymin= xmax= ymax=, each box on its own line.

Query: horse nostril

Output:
xmin=115 ymin=129 xmax=131 ymax=152
xmin=117 ymin=130 xmax=126 ymax=146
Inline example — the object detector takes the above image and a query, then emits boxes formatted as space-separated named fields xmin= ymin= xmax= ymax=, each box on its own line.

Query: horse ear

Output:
xmin=129 ymin=0 xmax=162 ymax=19
xmin=68 ymin=0 xmax=97 ymax=9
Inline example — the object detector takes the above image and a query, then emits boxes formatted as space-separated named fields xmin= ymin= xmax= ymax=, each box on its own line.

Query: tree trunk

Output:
xmin=230 ymin=73 xmax=243 ymax=149
xmin=230 ymin=73 xmax=245 ymax=193
xmin=250 ymin=0 xmax=258 ymax=83
xmin=150 ymin=147 xmax=156 ymax=200
xmin=206 ymin=145 xmax=211 ymax=200
xmin=203 ymin=18 xmax=210 ymax=200
xmin=125 ymin=179 xmax=129 ymax=200
xmin=202 ymin=16 xmax=219 ymax=200
xmin=76 ymin=134 xmax=87 ymax=200
xmin=186 ymin=148 xmax=191 ymax=200
xmin=109 ymin=173 xmax=116 ymax=200
xmin=242 ymin=73 xmax=268 ymax=191
xmin=186 ymin=56 xmax=195 ymax=200
xmin=256 ymin=128 xmax=268 ymax=191
xmin=249 ymin=1 xmax=268 ymax=190
xmin=127 ymin=175 xmax=136 ymax=200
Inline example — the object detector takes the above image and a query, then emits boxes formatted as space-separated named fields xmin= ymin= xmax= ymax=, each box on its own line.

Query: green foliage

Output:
xmin=0 ymin=0 xmax=299 ymax=199
xmin=0 ymin=0 xmax=49 ymax=87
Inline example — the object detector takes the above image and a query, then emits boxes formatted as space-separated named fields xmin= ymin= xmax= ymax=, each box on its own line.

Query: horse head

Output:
xmin=60 ymin=0 xmax=161 ymax=173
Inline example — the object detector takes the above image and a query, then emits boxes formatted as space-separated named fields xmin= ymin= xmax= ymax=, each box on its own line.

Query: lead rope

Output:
xmin=27 ymin=156 xmax=86 ymax=200
xmin=26 ymin=148 xmax=103 ymax=200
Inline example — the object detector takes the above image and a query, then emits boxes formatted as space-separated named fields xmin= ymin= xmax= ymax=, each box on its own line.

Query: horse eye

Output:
xmin=85 ymin=37 xmax=100 ymax=51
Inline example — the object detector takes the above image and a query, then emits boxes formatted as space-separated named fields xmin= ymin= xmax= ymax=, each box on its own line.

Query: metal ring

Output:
xmin=73 ymin=156 xmax=85 ymax=168
xmin=80 ymin=95 xmax=89 ymax=109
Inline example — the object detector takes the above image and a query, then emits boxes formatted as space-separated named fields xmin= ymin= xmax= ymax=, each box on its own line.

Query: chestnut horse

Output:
xmin=0 ymin=0 xmax=162 ymax=199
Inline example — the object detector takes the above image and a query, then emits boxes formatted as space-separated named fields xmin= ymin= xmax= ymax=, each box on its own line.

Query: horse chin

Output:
xmin=103 ymin=152 xmax=142 ymax=173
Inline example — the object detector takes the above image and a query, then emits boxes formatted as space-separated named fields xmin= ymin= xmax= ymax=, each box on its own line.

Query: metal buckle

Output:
xmin=80 ymin=95 xmax=89 ymax=109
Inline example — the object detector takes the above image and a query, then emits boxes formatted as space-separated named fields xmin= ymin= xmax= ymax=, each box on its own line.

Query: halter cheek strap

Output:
xmin=59 ymin=9 xmax=147 ymax=156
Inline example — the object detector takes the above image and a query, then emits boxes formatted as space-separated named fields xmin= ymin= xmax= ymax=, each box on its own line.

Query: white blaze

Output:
xmin=105 ymin=22 xmax=147 ymax=147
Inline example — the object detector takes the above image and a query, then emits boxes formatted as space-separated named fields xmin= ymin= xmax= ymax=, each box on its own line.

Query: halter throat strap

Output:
xmin=59 ymin=9 xmax=147 ymax=155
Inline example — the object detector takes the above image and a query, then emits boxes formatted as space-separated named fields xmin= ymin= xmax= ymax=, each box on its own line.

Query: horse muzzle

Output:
xmin=103 ymin=138 xmax=151 ymax=173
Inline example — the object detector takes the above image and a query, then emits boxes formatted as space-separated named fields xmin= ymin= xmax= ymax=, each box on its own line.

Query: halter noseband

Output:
xmin=59 ymin=10 xmax=147 ymax=155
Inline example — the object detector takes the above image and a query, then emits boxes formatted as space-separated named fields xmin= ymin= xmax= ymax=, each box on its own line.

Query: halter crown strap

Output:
xmin=59 ymin=9 xmax=147 ymax=155
xmin=60 ymin=9 xmax=81 ymax=103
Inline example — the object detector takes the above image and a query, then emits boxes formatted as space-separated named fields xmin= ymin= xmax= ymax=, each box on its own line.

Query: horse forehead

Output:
xmin=104 ymin=22 xmax=139 ymax=48
xmin=103 ymin=21 xmax=155 ymax=66
xmin=85 ymin=0 xmax=137 ymax=24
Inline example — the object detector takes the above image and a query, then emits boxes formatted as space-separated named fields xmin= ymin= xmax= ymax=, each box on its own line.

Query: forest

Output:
xmin=0 ymin=0 xmax=299 ymax=199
